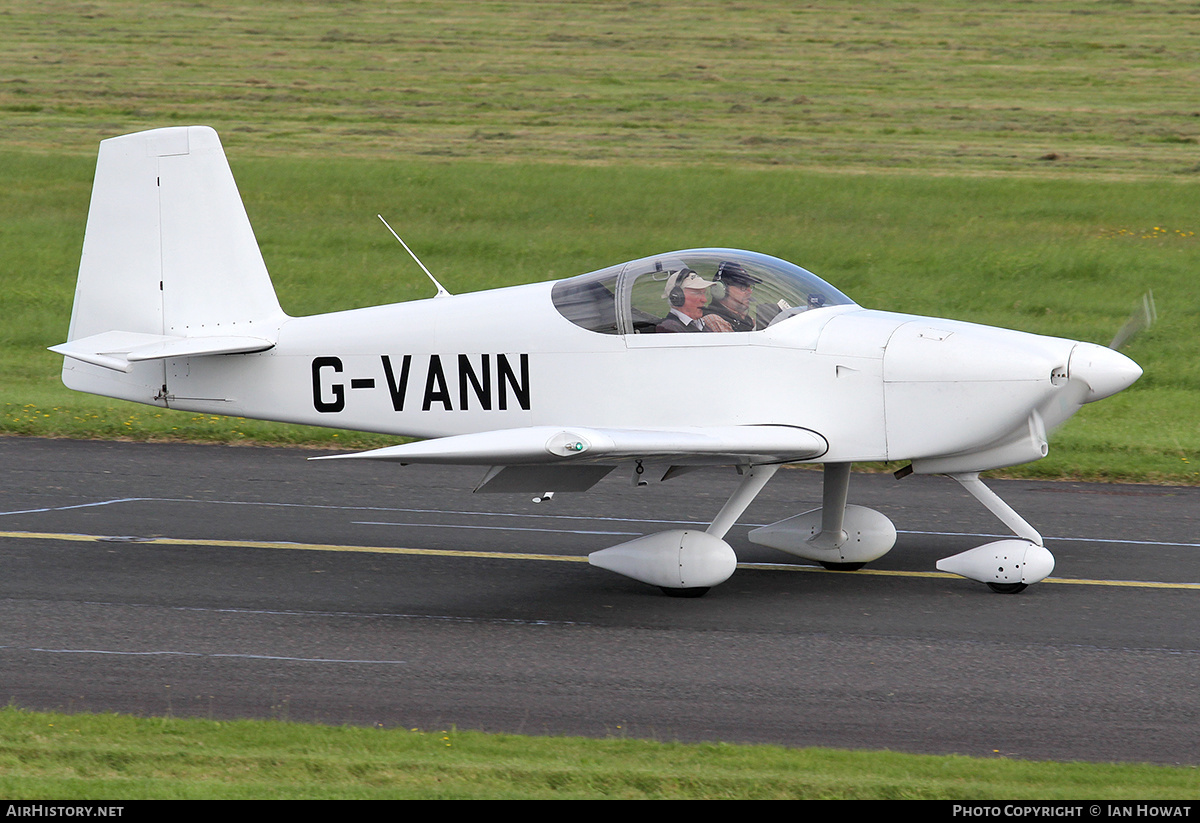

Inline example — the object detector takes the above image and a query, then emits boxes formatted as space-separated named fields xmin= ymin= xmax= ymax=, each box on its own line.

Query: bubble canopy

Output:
xmin=550 ymin=249 xmax=854 ymax=335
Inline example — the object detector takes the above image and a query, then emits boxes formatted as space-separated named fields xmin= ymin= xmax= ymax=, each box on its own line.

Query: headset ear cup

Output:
xmin=667 ymin=270 xmax=685 ymax=307
xmin=711 ymin=282 xmax=726 ymax=301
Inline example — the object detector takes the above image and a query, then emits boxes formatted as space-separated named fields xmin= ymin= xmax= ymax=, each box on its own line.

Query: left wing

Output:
xmin=310 ymin=425 xmax=828 ymax=492
xmin=311 ymin=424 xmax=827 ymax=466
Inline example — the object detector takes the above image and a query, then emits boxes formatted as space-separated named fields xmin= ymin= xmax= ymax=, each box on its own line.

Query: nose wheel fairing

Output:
xmin=936 ymin=539 xmax=1055 ymax=592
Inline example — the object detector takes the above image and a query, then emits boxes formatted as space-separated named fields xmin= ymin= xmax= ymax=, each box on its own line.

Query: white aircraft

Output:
xmin=52 ymin=126 xmax=1145 ymax=597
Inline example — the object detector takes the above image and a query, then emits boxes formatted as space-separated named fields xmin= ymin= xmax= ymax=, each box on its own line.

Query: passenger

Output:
xmin=656 ymin=268 xmax=719 ymax=333
xmin=703 ymin=260 xmax=763 ymax=332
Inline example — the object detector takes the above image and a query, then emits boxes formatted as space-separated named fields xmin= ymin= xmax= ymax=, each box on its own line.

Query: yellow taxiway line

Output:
xmin=3 ymin=530 xmax=1198 ymax=590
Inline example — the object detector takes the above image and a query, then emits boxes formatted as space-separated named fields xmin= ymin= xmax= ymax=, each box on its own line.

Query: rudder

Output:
xmin=55 ymin=126 xmax=286 ymax=402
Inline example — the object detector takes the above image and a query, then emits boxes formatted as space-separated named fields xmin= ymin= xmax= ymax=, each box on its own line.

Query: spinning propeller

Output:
xmin=1108 ymin=290 xmax=1157 ymax=351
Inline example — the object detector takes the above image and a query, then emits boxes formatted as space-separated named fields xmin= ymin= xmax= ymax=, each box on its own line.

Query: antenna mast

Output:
xmin=377 ymin=214 xmax=452 ymax=298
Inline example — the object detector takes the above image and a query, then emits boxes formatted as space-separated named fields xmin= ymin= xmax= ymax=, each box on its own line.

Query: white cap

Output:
xmin=663 ymin=268 xmax=716 ymax=299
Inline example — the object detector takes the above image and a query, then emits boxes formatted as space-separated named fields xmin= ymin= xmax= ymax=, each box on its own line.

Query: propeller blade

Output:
xmin=1108 ymin=290 xmax=1156 ymax=350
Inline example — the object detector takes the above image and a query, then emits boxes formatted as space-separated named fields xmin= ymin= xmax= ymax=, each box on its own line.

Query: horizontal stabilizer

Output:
xmin=310 ymin=424 xmax=827 ymax=466
xmin=51 ymin=331 xmax=274 ymax=373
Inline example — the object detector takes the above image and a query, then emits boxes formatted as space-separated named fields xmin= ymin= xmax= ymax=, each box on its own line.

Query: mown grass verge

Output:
xmin=4 ymin=1 xmax=1200 ymax=178
xmin=0 ymin=707 xmax=1196 ymax=800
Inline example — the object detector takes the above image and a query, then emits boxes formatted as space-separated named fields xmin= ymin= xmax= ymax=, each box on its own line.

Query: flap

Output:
xmin=473 ymin=464 xmax=617 ymax=493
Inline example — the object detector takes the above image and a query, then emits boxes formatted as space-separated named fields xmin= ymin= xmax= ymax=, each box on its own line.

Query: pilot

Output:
xmin=656 ymin=268 xmax=719 ymax=333
xmin=702 ymin=260 xmax=763 ymax=333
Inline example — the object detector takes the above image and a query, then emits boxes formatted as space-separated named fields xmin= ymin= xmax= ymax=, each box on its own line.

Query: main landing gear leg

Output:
xmin=809 ymin=462 xmax=859 ymax=569
xmin=706 ymin=464 xmax=781 ymax=540
xmin=748 ymin=463 xmax=897 ymax=569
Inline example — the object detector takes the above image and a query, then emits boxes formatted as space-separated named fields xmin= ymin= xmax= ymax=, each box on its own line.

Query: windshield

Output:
xmin=551 ymin=249 xmax=854 ymax=335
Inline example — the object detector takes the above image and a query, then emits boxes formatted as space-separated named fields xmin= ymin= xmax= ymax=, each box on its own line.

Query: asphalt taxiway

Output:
xmin=1 ymin=437 xmax=1197 ymax=764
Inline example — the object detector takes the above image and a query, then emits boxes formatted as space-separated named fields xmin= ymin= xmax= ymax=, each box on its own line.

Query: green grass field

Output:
xmin=6 ymin=1 xmax=1200 ymax=176
xmin=2 ymin=0 xmax=1199 ymax=799
xmin=3 ymin=1 xmax=1197 ymax=482
xmin=1 ymin=708 xmax=1196 ymax=800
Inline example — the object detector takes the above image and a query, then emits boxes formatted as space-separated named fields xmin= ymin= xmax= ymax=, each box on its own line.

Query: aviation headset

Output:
xmin=667 ymin=268 xmax=696 ymax=307
xmin=713 ymin=260 xmax=762 ymax=301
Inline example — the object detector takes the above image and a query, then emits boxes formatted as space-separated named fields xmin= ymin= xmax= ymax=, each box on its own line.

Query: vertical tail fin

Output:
xmin=54 ymin=126 xmax=286 ymax=400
